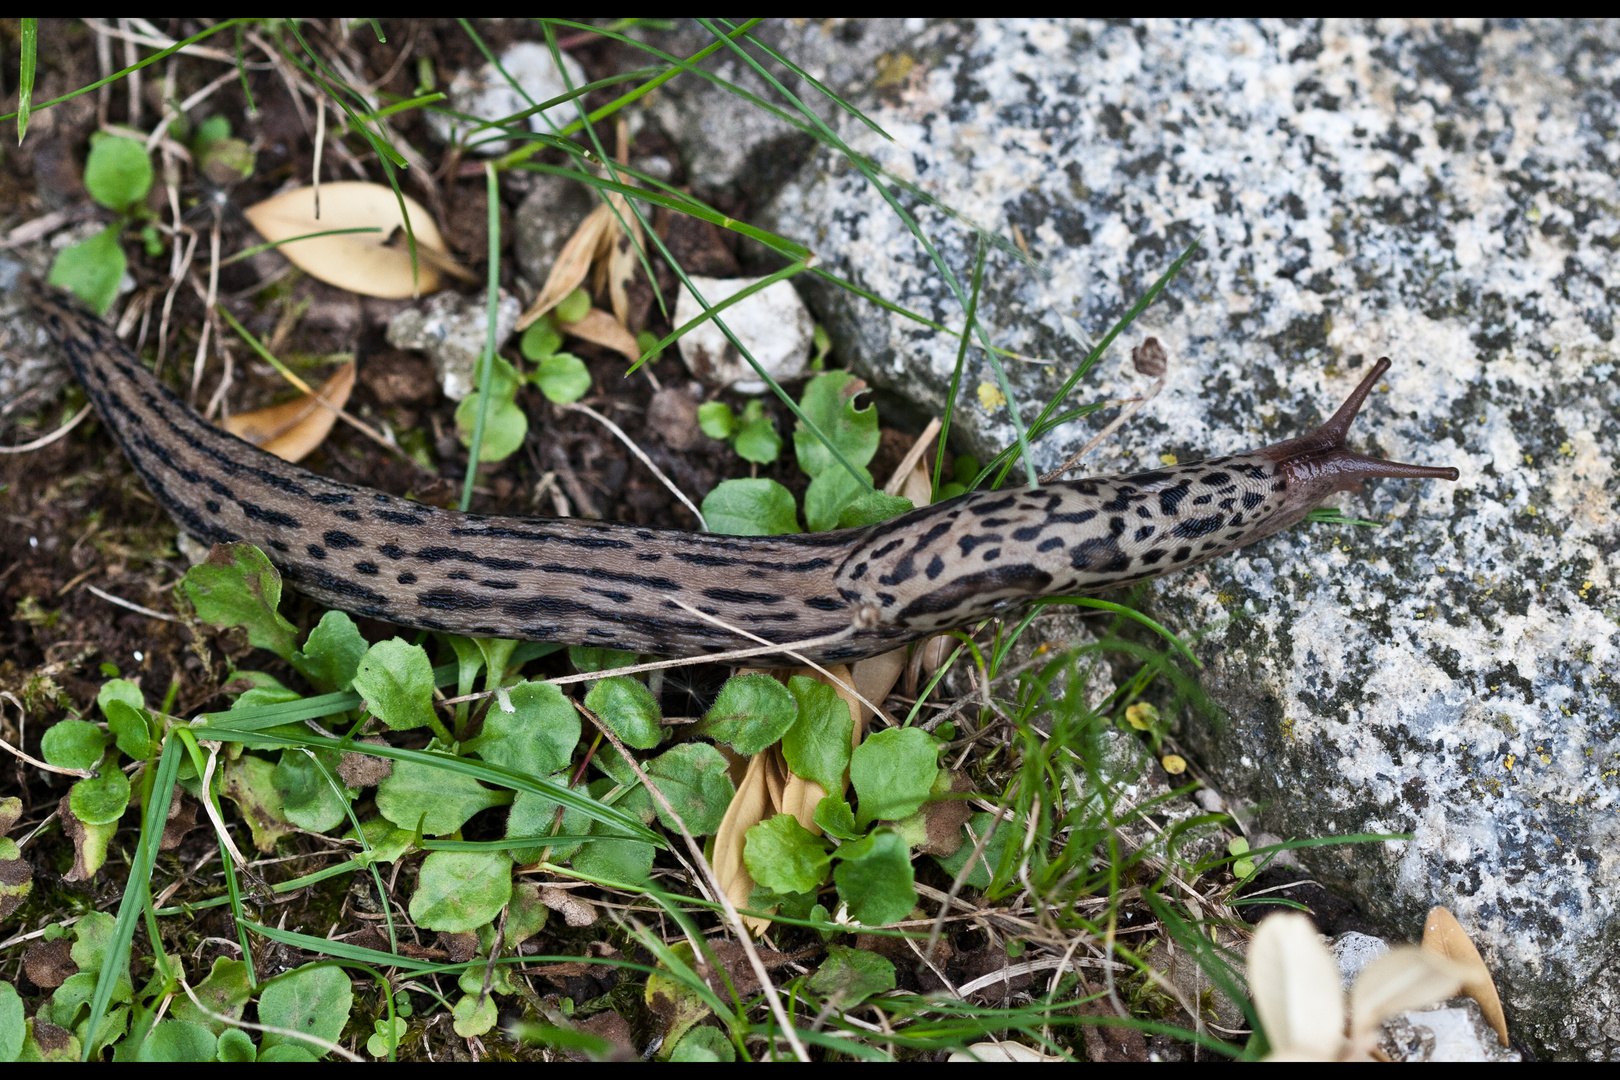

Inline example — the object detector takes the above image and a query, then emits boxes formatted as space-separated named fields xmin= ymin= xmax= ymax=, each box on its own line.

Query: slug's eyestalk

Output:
xmin=1262 ymin=357 xmax=1459 ymax=516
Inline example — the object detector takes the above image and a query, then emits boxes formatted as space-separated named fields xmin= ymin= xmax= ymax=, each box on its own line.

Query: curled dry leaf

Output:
xmin=1422 ymin=905 xmax=1509 ymax=1047
xmin=607 ymin=210 xmax=644 ymax=329
xmin=538 ymin=885 xmax=598 ymax=928
xmin=946 ymin=1042 xmax=1065 ymax=1062
xmin=1346 ymin=945 xmax=1466 ymax=1043
xmin=1248 ymin=911 xmax=1347 ymax=1060
xmin=243 ymin=182 xmax=459 ymax=299
xmin=711 ymin=742 xmax=781 ymax=936
xmin=222 ymin=361 xmax=355 ymax=463
xmin=517 ymin=202 xmax=614 ymax=331
xmin=565 ymin=307 xmax=641 ymax=363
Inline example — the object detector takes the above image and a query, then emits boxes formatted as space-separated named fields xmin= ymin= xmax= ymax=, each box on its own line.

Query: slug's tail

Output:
xmin=1262 ymin=356 xmax=1461 ymax=485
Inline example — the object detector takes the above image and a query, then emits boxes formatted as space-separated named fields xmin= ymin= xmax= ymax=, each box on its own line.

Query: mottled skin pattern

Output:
xmin=33 ymin=280 xmax=1458 ymax=663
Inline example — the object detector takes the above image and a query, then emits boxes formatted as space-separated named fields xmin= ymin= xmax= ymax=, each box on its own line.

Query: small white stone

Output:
xmin=386 ymin=289 xmax=520 ymax=401
xmin=429 ymin=42 xmax=588 ymax=156
xmin=673 ymin=276 xmax=813 ymax=393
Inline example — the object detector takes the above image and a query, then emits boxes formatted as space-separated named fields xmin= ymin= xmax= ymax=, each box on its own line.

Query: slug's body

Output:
xmin=32 ymin=281 xmax=1458 ymax=663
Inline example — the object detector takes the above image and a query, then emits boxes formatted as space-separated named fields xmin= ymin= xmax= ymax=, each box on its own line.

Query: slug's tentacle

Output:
xmin=32 ymin=279 xmax=1458 ymax=663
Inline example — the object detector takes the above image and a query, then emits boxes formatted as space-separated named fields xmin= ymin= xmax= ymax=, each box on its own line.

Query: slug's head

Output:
xmin=1261 ymin=357 xmax=1459 ymax=518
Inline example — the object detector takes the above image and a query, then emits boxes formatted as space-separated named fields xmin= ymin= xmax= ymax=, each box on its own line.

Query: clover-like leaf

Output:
xmin=83 ymin=134 xmax=153 ymax=211
xmin=782 ymin=676 xmax=853 ymax=793
xmin=291 ymin=610 xmax=369 ymax=692
xmin=465 ymin=680 xmax=580 ymax=778
xmin=744 ymin=814 xmax=831 ymax=895
xmin=374 ymin=757 xmax=509 ymax=836
xmin=40 ymin=720 xmax=108 ymax=772
xmin=646 ymin=743 xmax=735 ymax=836
xmin=850 ymin=727 xmax=939 ymax=828
xmin=833 ymin=830 xmax=916 ymax=926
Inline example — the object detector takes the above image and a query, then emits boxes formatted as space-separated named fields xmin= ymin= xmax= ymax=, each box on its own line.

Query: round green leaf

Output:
xmin=96 ymin=678 xmax=145 ymax=718
xmin=804 ymin=462 xmax=873 ymax=532
xmin=257 ymin=964 xmax=352 ymax=1057
xmin=646 ymin=743 xmax=735 ymax=836
xmin=272 ymin=749 xmax=352 ymax=833
xmin=216 ymin=1027 xmax=256 ymax=1062
xmin=567 ymin=646 xmax=638 ymax=673
xmin=833 ymin=830 xmax=916 ymax=926
xmin=40 ymin=720 xmax=109 ymax=772
xmin=934 ymin=811 xmax=1012 ymax=890
xmin=48 ymin=224 xmax=126 ymax=317
xmin=555 ymin=287 xmax=591 ymax=323
xmin=455 ymin=392 xmax=528 ymax=461
xmin=535 ymin=353 xmax=591 ymax=404
xmin=782 ymin=676 xmax=853 ymax=793
xmin=703 ymin=673 xmax=797 ymax=756
xmin=103 ymin=699 xmax=154 ymax=760
xmin=466 ymin=681 xmax=580 ymax=777
xmin=408 ymin=849 xmax=513 ymax=932
xmin=744 ymin=814 xmax=830 ymax=895
xmin=584 ymin=676 xmax=663 ymax=750
xmin=520 ymin=317 xmax=562 ymax=360
xmin=850 ymin=727 xmax=939 ymax=828
xmin=671 ymin=1025 xmax=736 ymax=1062
xmin=696 ymin=401 xmax=735 ymax=440
xmin=352 ymin=638 xmax=435 ymax=731
xmin=291 ymin=610 xmax=369 ymax=692
xmin=84 ymin=135 xmax=153 ymax=211
xmin=374 ymin=757 xmax=508 ymax=836
xmin=700 ymin=478 xmax=798 ymax=536
xmin=137 ymin=1020 xmax=216 ymax=1062
xmin=571 ymin=833 xmax=654 ymax=885
xmin=180 ymin=543 xmax=298 ymax=659
xmin=257 ymin=1044 xmax=318 ymax=1062
xmin=452 ymin=992 xmax=499 ymax=1038
xmin=806 ymin=944 xmax=896 ymax=1004
xmin=366 ymin=1018 xmax=407 ymax=1059
xmin=793 ymin=370 xmax=878 ymax=477
xmin=0 ymin=980 xmax=24 ymax=1063
xmin=837 ymin=491 xmax=914 ymax=529
xmin=69 ymin=770 xmax=131 ymax=826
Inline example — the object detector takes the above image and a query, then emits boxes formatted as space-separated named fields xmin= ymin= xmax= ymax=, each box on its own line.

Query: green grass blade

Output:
xmin=220 ymin=226 xmax=381 ymax=266
xmin=355 ymin=91 xmax=446 ymax=123
xmin=459 ymin=163 xmax=502 ymax=512
xmin=82 ymin=737 xmax=183 ymax=1060
xmin=1032 ymin=597 xmax=1202 ymax=669
xmin=698 ymin=18 xmax=1038 ymax=487
xmin=1 ymin=19 xmax=250 ymax=127
xmin=235 ymin=24 xmax=256 ymax=117
xmin=196 ymin=729 xmax=663 ymax=845
xmin=734 ymin=28 xmax=892 ymax=142
xmin=16 ymin=19 xmax=37 ymax=144
xmin=934 ymin=241 xmax=986 ymax=500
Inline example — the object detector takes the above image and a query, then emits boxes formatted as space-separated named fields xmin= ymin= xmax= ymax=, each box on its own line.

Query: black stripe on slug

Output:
xmin=323 ymin=530 xmax=363 ymax=549
xmin=240 ymin=501 xmax=302 ymax=528
xmin=1172 ymin=514 xmax=1225 ymax=539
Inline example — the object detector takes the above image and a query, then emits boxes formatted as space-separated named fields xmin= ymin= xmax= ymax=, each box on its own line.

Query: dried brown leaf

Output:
xmin=608 ymin=210 xmax=644 ymax=328
xmin=516 ymin=202 xmax=613 ymax=330
xmin=712 ymin=749 xmax=775 ymax=936
xmin=564 ymin=307 xmax=641 ymax=363
xmin=1422 ymin=905 xmax=1509 ymax=1047
xmin=222 ymin=361 xmax=355 ymax=463
xmin=539 ymin=885 xmax=598 ymax=928
xmin=24 ymin=937 xmax=76 ymax=989
xmin=242 ymin=182 xmax=453 ymax=299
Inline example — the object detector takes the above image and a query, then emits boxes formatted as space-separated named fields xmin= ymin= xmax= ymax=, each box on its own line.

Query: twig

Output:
xmin=0 ymin=735 xmax=94 ymax=778
xmin=573 ymin=700 xmax=811 ymax=1063
xmin=0 ymin=404 xmax=91 ymax=454
xmin=666 ymin=596 xmax=897 ymax=726
xmin=565 ymin=401 xmax=707 ymax=530
xmin=85 ymin=583 xmax=179 ymax=622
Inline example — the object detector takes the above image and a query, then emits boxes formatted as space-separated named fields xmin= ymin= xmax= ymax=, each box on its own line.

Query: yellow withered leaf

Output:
xmin=1421 ymin=906 xmax=1509 ymax=1047
xmin=223 ymin=361 xmax=355 ymax=463
xmin=243 ymin=182 xmax=456 ymax=299
xmin=564 ymin=307 xmax=641 ymax=362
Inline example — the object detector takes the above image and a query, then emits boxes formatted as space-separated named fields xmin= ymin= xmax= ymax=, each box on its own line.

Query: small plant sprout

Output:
xmin=1248 ymin=911 xmax=1469 ymax=1061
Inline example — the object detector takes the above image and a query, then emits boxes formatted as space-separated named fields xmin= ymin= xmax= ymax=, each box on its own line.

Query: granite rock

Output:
xmin=385 ymin=288 xmax=520 ymax=401
xmin=760 ymin=19 xmax=1620 ymax=1059
xmin=429 ymin=42 xmax=588 ymax=156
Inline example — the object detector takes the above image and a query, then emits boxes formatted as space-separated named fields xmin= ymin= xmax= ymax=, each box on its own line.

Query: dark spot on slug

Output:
xmin=355 ymin=561 xmax=379 ymax=575
xmin=378 ymin=543 xmax=406 ymax=560
xmin=1172 ymin=514 xmax=1225 ymax=539
xmin=1036 ymin=537 xmax=1065 ymax=552
xmin=1012 ymin=525 xmax=1044 ymax=542
xmin=1141 ymin=548 xmax=1167 ymax=564
xmin=323 ymin=530 xmax=363 ymax=549
xmin=307 ymin=544 xmax=326 ymax=559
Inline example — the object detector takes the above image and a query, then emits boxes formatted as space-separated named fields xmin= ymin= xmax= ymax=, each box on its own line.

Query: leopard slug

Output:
xmin=31 ymin=279 xmax=1458 ymax=663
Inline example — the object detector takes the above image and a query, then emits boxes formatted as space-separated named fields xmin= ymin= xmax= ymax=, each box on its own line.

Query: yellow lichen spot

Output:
xmin=1505 ymin=754 xmax=1516 ymax=771
xmin=1580 ymin=581 xmax=1594 ymax=597
xmin=1161 ymin=754 xmax=1187 ymax=775
xmin=873 ymin=51 xmax=916 ymax=87
xmin=1125 ymin=702 xmax=1160 ymax=731
xmin=1525 ymin=506 xmax=1538 ymax=516
xmin=1540 ymin=753 xmax=1552 ymax=765
xmin=976 ymin=381 xmax=1006 ymax=410
xmin=1159 ymin=452 xmax=1178 ymax=466
xmin=1524 ymin=453 xmax=1534 ymax=465
xmin=1280 ymin=717 xmax=1296 ymax=742
xmin=1559 ymin=441 xmax=1574 ymax=456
